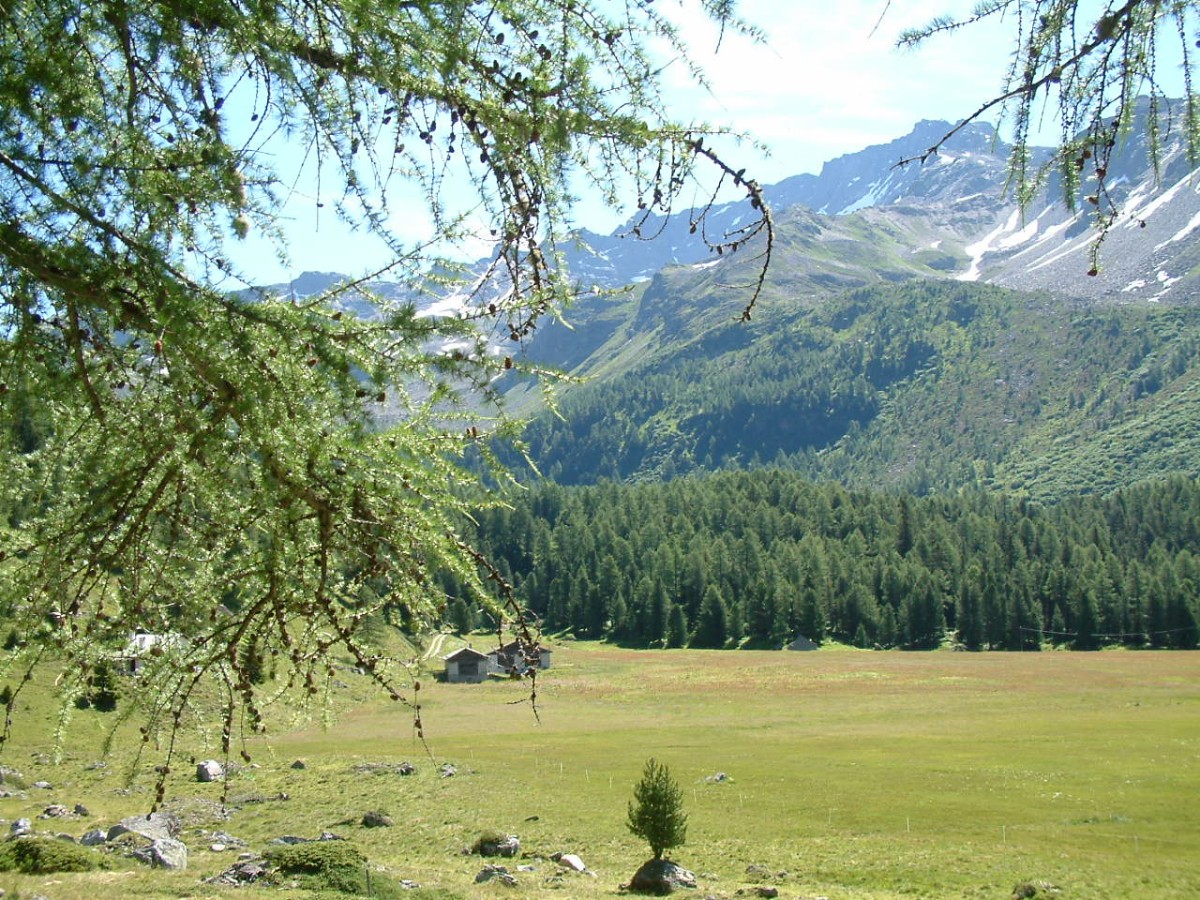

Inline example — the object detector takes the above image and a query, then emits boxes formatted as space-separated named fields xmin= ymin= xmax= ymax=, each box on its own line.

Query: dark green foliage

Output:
xmin=74 ymin=661 xmax=118 ymax=712
xmin=0 ymin=837 xmax=103 ymax=874
xmin=265 ymin=839 xmax=409 ymax=897
xmin=627 ymin=758 xmax=688 ymax=860
xmin=473 ymin=472 xmax=1200 ymax=651
xmin=689 ymin=585 xmax=729 ymax=648
xmin=509 ymin=281 xmax=1200 ymax=499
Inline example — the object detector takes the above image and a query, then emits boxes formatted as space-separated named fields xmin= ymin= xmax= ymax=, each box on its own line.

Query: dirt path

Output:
xmin=422 ymin=632 xmax=451 ymax=660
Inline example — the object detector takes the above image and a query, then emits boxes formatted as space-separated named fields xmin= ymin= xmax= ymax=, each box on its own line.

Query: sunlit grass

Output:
xmin=1 ymin=644 xmax=1197 ymax=898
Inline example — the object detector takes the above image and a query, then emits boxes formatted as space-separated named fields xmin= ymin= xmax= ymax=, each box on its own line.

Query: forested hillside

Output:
xmin=464 ymin=472 xmax=1200 ymax=652
xmin=512 ymin=280 xmax=1200 ymax=499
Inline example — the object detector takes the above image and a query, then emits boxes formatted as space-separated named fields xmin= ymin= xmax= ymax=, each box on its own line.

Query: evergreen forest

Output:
xmin=463 ymin=471 xmax=1200 ymax=651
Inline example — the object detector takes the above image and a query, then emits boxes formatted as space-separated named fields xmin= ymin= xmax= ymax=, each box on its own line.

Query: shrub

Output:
xmin=627 ymin=757 xmax=688 ymax=860
xmin=0 ymin=837 xmax=103 ymax=874
xmin=265 ymin=839 xmax=408 ymax=897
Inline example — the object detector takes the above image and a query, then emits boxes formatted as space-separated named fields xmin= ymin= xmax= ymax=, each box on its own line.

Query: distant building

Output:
xmin=119 ymin=630 xmax=185 ymax=675
xmin=487 ymin=640 xmax=552 ymax=675
xmin=443 ymin=640 xmax=552 ymax=683
xmin=443 ymin=647 xmax=490 ymax=684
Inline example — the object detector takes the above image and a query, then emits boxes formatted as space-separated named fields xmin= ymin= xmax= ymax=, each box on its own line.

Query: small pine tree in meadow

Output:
xmin=627 ymin=757 xmax=688 ymax=860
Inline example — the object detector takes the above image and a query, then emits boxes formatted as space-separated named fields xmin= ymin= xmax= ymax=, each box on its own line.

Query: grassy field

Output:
xmin=1 ymin=642 xmax=1198 ymax=899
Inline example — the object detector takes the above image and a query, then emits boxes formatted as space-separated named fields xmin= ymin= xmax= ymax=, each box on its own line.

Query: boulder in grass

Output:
xmin=627 ymin=858 xmax=697 ymax=895
xmin=555 ymin=853 xmax=587 ymax=873
xmin=107 ymin=811 xmax=180 ymax=843
xmin=141 ymin=837 xmax=188 ymax=870
xmin=196 ymin=760 xmax=224 ymax=783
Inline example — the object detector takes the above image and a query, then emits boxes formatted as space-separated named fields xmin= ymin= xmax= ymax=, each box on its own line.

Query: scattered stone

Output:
xmin=290 ymin=759 xmax=306 ymax=770
xmin=80 ymin=829 xmax=107 ymax=846
xmin=627 ymin=858 xmax=697 ymax=895
xmin=350 ymin=761 xmax=415 ymax=776
xmin=557 ymin=853 xmax=587 ymax=873
xmin=232 ymin=791 xmax=289 ymax=804
xmin=705 ymin=772 xmax=730 ymax=784
xmin=439 ymin=763 xmax=457 ymax=778
xmin=10 ymin=818 xmax=32 ymax=838
xmin=206 ymin=858 xmax=271 ymax=885
xmin=318 ymin=831 xmax=345 ymax=842
xmin=753 ymin=888 xmax=779 ymax=899
xmin=361 ymin=811 xmax=394 ymax=828
xmin=476 ymin=834 xmax=520 ymax=858
xmin=74 ymin=803 xmax=90 ymax=817
xmin=269 ymin=835 xmax=309 ymax=845
xmin=475 ymin=864 xmax=518 ymax=886
xmin=1012 ymin=881 xmax=1060 ymax=899
xmin=518 ymin=864 xmax=536 ymax=872
xmin=211 ymin=843 xmax=227 ymax=852
xmin=0 ymin=765 xmax=23 ymax=784
xmin=39 ymin=805 xmax=72 ymax=819
xmin=196 ymin=760 xmax=224 ymax=783
xmin=206 ymin=831 xmax=246 ymax=849
xmin=31 ymin=781 xmax=52 ymax=790
xmin=84 ymin=761 xmax=107 ymax=772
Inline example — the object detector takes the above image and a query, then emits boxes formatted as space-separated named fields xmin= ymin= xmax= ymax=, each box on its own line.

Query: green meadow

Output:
xmin=2 ymin=644 xmax=1198 ymax=899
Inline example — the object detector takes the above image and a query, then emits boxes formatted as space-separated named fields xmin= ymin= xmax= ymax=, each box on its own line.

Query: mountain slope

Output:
xmin=511 ymin=280 xmax=1200 ymax=499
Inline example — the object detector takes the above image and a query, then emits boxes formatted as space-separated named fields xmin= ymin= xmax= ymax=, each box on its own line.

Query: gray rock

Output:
xmin=207 ymin=830 xmax=246 ymax=849
xmin=74 ymin=803 xmax=91 ymax=816
xmin=475 ymin=864 xmax=517 ymax=886
xmin=206 ymin=858 xmax=270 ymax=885
xmin=290 ymin=759 xmax=306 ymax=770
xmin=138 ymin=837 xmax=188 ymax=870
xmin=31 ymin=781 xmax=52 ymax=790
xmin=0 ymin=765 xmax=22 ymax=784
xmin=557 ymin=853 xmax=587 ymax=872
xmin=10 ymin=818 xmax=32 ymax=838
xmin=196 ymin=760 xmax=224 ymax=783
xmin=39 ymin=804 xmax=71 ymax=819
xmin=108 ymin=811 xmax=181 ymax=843
xmin=628 ymin=858 xmax=697 ymax=895
xmin=80 ymin=829 xmax=108 ymax=846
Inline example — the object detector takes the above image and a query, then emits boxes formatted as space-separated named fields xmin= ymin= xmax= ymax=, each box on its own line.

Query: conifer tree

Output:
xmin=627 ymin=757 xmax=688 ymax=860
xmin=0 ymin=0 xmax=772 ymax=770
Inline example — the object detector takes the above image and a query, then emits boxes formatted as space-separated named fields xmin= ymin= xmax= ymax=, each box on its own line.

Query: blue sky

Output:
xmin=227 ymin=1 xmax=1061 ymax=284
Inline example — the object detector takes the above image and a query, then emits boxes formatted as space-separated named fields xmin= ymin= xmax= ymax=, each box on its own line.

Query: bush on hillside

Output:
xmin=0 ymin=837 xmax=104 ymax=874
xmin=265 ymin=839 xmax=409 ymax=897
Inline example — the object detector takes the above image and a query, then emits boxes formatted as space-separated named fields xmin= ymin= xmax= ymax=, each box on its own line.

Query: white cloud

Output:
xmin=657 ymin=0 xmax=1025 ymax=181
